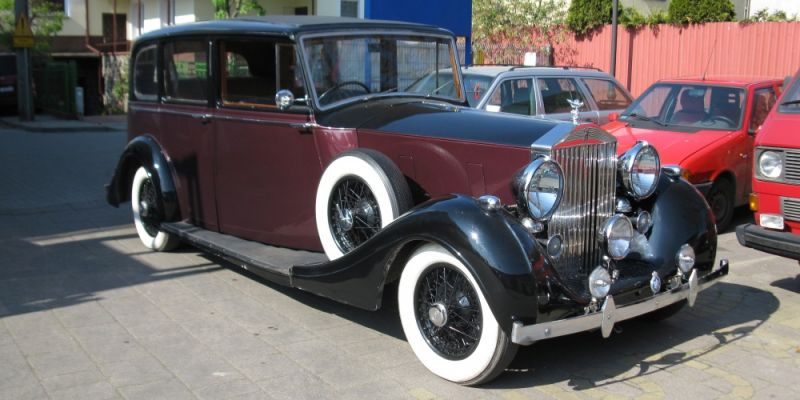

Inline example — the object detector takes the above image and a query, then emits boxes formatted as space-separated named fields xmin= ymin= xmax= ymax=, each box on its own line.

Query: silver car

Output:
xmin=410 ymin=65 xmax=633 ymax=124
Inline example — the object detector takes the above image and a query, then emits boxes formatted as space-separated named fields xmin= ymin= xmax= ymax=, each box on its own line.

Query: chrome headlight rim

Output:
xmin=619 ymin=141 xmax=661 ymax=200
xmin=599 ymin=214 xmax=634 ymax=260
xmin=514 ymin=156 xmax=565 ymax=222
xmin=756 ymin=148 xmax=784 ymax=181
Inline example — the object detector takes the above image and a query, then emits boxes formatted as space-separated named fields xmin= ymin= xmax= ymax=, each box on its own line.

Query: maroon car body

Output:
xmin=106 ymin=16 xmax=726 ymax=385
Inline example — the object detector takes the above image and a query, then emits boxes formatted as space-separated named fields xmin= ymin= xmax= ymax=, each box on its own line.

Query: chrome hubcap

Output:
xmin=336 ymin=205 xmax=354 ymax=232
xmin=428 ymin=303 xmax=448 ymax=328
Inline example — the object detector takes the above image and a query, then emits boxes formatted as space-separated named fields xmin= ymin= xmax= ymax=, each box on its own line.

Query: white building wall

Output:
xmin=60 ymin=0 xmax=131 ymax=37
xmin=748 ymin=0 xmax=800 ymax=17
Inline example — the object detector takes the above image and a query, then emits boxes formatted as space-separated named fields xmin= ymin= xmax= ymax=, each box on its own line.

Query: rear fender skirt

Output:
xmin=291 ymin=194 xmax=544 ymax=334
xmin=106 ymin=135 xmax=179 ymax=222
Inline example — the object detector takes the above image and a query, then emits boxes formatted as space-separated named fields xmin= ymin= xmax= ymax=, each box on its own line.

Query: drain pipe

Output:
xmin=84 ymin=0 xmax=101 ymax=54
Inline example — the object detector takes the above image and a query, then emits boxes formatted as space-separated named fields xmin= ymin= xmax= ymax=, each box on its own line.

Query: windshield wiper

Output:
xmin=625 ymin=113 xmax=668 ymax=127
xmin=780 ymin=99 xmax=800 ymax=106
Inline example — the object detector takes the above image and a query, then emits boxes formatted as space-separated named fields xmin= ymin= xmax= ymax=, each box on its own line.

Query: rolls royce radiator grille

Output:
xmin=549 ymin=141 xmax=617 ymax=290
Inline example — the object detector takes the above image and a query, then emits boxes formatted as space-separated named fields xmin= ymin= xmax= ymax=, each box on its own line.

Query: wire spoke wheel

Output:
xmin=415 ymin=264 xmax=482 ymax=360
xmin=138 ymin=176 xmax=161 ymax=237
xmin=328 ymin=176 xmax=381 ymax=253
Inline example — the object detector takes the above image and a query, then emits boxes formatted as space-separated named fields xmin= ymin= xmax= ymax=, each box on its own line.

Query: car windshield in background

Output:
xmin=302 ymin=34 xmax=462 ymax=108
xmin=779 ymin=75 xmax=800 ymax=113
xmin=407 ymin=71 xmax=492 ymax=107
xmin=622 ymin=83 xmax=745 ymax=131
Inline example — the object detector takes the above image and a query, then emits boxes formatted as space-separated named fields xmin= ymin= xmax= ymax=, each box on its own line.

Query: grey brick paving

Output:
xmin=1 ymin=125 xmax=800 ymax=399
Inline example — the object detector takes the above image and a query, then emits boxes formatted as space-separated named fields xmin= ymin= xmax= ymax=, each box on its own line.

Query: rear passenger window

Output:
xmin=133 ymin=45 xmax=158 ymax=101
xmin=485 ymin=78 xmax=535 ymax=116
xmin=537 ymin=78 xmax=589 ymax=114
xmin=220 ymin=40 xmax=304 ymax=109
xmin=163 ymin=40 xmax=208 ymax=103
xmin=582 ymin=78 xmax=632 ymax=111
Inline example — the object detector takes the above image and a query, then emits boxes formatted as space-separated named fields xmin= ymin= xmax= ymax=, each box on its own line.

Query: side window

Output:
xmin=582 ymin=78 xmax=632 ymax=111
xmin=133 ymin=45 xmax=157 ymax=101
xmin=537 ymin=78 xmax=589 ymax=114
xmin=163 ymin=40 xmax=208 ymax=103
xmin=220 ymin=40 xmax=304 ymax=109
xmin=750 ymin=87 xmax=777 ymax=132
xmin=485 ymin=78 xmax=534 ymax=116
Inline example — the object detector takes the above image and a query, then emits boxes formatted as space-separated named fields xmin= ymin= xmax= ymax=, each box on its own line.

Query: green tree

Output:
xmin=566 ymin=0 xmax=613 ymax=35
xmin=0 ymin=0 xmax=64 ymax=55
xmin=668 ymin=0 xmax=736 ymax=24
xmin=212 ymin=0 xmax=266 ymax=19
xmin=747 ymin=8 xmax=796 ymax=22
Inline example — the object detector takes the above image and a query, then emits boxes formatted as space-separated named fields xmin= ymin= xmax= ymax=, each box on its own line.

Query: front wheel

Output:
xmin=398 ymin=244 xmax=517 ymax=385
xmin=131 ymin=166 xmax=179 ymax=251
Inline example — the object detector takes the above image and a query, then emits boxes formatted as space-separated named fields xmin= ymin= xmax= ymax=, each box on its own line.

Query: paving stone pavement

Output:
xmin=1 ymin=126 xmax=799 ymax=399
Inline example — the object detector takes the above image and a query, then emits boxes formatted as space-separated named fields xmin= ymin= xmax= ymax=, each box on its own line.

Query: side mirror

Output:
xmin=608 ymin=112 xmax=619 ymax=122
xmin=275 ymin=89 xmax=295 ymax=111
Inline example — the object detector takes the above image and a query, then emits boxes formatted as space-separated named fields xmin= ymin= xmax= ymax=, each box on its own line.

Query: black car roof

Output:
xmin=135 ymin=16 xmax=453 ymax=43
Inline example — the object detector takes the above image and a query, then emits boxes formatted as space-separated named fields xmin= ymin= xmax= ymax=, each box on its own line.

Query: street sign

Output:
xmin=13 ymin=14 xmax=34 ymax=48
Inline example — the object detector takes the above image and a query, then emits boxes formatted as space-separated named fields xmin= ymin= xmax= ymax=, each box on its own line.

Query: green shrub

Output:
xmin=668 ymin=0 xmax=736 ymax=24
xmin=566 ymin=0 xmax=614 ymax=35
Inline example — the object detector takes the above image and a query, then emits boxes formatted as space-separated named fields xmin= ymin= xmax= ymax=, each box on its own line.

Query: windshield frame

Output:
xmin=622 ymin=82 xmax=747 ymax=132
xmin=778 ymin=72 xmax=800 ymax=114
xmin=297 ymin=30 xmax=465 ymax=112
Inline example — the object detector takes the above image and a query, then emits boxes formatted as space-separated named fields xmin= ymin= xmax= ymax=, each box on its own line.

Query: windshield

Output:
xmin=302 ymin=34 xmax=463 ymax=108
xmin=407 ymin=71 xmax=491 ymax=107
xmin=621 ymin=83 xmax=746 ymax=130
xmin=779 ymin=73 xmax=800 ymax=113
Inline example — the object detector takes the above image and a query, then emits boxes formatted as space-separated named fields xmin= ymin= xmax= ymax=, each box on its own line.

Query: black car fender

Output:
xmin=291 ymin=194 xmax=544 ymax=334
xmin=106 ymin=135 xmax=180 ymax=222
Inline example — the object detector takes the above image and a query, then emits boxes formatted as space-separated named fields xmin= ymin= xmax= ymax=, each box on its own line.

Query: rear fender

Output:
xmin=106 ymin=135 xmax=179 ymax=222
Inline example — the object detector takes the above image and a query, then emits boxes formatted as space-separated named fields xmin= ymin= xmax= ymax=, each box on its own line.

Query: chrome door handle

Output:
xmin=192 ymin=113 xmax=212 ymax=124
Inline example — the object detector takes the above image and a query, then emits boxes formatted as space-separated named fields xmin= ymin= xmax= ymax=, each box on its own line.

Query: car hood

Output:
xmin=316 ymin=97 xmax=572 ymax=148
xmin=606 ymin=122 xmax=736 ymax=164
xmin=755 ymin=112 xmax=800 ymax=149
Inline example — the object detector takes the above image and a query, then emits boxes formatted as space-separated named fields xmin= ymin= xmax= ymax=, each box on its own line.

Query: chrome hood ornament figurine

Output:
xmin=568 ymin=98 xmax=584 ymax=125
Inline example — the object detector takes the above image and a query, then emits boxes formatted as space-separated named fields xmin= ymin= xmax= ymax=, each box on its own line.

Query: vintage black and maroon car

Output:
xmin=107 ymin=16 xmax=728 ymax=385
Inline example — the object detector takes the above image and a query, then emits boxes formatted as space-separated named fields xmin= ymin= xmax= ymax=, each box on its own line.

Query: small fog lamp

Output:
xmin=600 ymin=215 xmax=633 ymax=260
xmin=546 ymin=234 xmax=563 ymax=259
xmin=589 ymin=266 xmax=612 ymax=299
xmin=676 ymin=244 xmax=695 ymax=274
xmin=634 ymin=211 xmax=652 ymax=234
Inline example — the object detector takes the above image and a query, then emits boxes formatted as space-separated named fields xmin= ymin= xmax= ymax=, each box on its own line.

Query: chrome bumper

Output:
xmin=511 ymin=260 xmax=729 ymax=345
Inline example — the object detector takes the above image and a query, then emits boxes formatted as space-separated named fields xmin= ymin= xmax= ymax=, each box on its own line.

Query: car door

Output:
xmin=535 ymin=77 xmax=598 ymax=123
xmin=740 ymin=84 xmax=780 ymax=202
xmin=579 ymin=77 xmax=633 ymax=124
xmin=212 ymin=38 xmax=323 ymax=250
xmin=156 ymin=38 xmax=220 ymax=230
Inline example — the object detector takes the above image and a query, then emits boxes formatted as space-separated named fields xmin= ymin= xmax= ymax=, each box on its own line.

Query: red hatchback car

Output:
xmin=604 ymin=76 xmax=783 ymax=231
xmin=737 ymin=70 xmax=800 ymax=259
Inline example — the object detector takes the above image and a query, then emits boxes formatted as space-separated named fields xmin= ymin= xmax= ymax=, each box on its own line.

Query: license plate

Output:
xmin=0 ymin=86 xmax=13 ymax=93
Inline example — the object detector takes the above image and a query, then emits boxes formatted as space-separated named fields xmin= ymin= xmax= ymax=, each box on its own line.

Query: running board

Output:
xmin=161 ymin=222 xmax=328 ymax=286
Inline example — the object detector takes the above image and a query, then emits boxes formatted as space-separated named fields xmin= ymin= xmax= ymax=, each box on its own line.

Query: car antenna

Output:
xmin=701 ymin=34 xmax=719 ymax=81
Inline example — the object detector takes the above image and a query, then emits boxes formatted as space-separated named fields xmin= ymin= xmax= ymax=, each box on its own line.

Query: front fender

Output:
xmin=291 ymin=195 xmax=544 ymax=334
xmin=106 ymin=135 xmax=179 ymax=222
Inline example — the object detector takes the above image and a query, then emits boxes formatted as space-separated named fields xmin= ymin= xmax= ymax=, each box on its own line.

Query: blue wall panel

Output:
xmin=365 ymin=0 xmax=472 ymax=63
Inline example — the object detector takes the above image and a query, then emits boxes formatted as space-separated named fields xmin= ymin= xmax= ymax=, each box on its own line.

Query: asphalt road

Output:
xmin=0 ymin=126 xmax=798 ymax=399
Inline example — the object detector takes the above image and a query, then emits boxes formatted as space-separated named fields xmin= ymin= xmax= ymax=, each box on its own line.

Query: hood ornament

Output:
xmin=567 ymin=99 xmax=584 ymax=125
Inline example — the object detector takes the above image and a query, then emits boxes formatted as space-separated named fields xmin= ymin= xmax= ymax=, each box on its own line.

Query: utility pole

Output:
xmin=610 ymin=0 xmax=618 ymax=77
xmin=14 ymin=0 xmax=34 ymax=121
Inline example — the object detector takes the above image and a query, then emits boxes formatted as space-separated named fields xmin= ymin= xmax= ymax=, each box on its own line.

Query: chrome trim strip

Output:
xmin=511 ymin=265 xmax=729 ymax=345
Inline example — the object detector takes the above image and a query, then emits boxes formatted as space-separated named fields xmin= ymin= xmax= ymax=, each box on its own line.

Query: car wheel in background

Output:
xmin=707 ymin=178 xmax=734 ymax=233
xmin=131 ymin=166 xmax=180 ymax=251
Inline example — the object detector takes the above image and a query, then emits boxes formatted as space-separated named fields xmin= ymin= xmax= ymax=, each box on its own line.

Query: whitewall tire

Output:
xmin=131 ymin=166 xmax=179 ymax=251
xmin=315 ymin=150 xmax=412 ymax=260
xmin=398 ymin=244 xmax=517 ymax=385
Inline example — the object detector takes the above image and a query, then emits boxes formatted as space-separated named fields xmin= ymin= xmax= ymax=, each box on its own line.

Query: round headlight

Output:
xmin=589 ymin=266 xmax=612 ymax=299
xmin=758 ymin=150 xmax=783 ymax=179
xmin=634 ymin=211 xmax=652 ymax=234
xmin=514 ymin=157 xmax=564 ymax=221
xmin=599 ymin=215 xmax=633 ymax=260
xmin=619 ymin=142 xmax=661 ymax=199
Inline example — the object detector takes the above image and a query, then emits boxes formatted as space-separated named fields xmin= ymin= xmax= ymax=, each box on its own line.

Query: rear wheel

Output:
xmin=398 ymin=244 xmax=517 ymax=385
xmin=131 ymin=166 xmax=179 ymax=251
xmin=707 ymin=178 xmax=734 ymax=233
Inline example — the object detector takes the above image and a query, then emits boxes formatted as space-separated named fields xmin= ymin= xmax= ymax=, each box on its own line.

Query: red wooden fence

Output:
xmin=535 ymin=22 xmax=800 ymax=96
